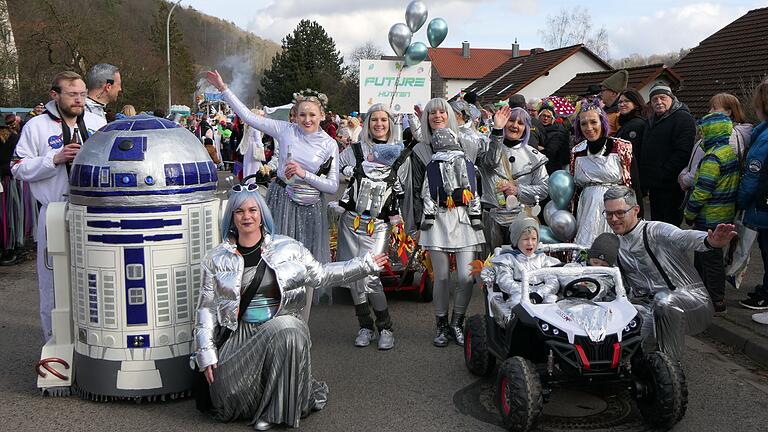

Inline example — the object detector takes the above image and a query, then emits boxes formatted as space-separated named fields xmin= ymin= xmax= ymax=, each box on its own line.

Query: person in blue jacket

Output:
xmin=737 ymin=81 xmax=768 ymax=320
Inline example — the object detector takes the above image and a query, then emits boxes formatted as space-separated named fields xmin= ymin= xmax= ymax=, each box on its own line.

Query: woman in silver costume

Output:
xmin=603 ymin=185 xmax=734 ymax=359
xmin=206 ymin=71 xmax=338 ymax=268
xmin=337 ymin=104 xmax=411 ymax=350
xmin=476 ymin=105 xmax=549 ymax=250
xmin=418 ymin=100 xmax=485 ymax=347
xmin=193 ymin=186 xmax=387 ymax=431
xmin=570 ymin=103 xmax=633 ymax=246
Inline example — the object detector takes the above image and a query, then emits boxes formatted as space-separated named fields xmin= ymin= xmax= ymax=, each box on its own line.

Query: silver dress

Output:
xmin=617 ymin=220 xmax=714 ymax=359
xmin=571 ymin=140 xmax=624 ymax=246
xmin=193 ymin=235 xmax=379 ymax=427
xmin=418 ymin=150 xmax=485 ymax=252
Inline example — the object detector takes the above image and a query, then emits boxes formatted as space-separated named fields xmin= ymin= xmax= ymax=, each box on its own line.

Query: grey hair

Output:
xmin=86 ymin=63 xmax=119 ymax=90
xmin=361 ymin=103 xmax=396 ymax=144
xmin=603 ymin=185 xmax=638 ymax=207
xmin=420 ymin=98 xmax=459 ymax=144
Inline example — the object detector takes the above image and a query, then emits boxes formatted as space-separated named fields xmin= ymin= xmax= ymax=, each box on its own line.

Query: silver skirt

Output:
xmin=266 ymin=181 xmax=331 ymax=264
xmin=419 ymin=207 xmax=484 ymax=252
xmin=210 ymin=315 xmax=328 ymax=427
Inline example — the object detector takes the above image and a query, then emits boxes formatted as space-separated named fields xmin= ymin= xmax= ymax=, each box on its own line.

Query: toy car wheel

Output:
xmin=636 ymin=351 xmax=688 ymax=429
xmin=495 ymin=356 xmax=543 ymax=432
xmin=464 ymin=315 xmax=495 ymax=376
xmin=418 ymin=273 xmax=433 ymax=302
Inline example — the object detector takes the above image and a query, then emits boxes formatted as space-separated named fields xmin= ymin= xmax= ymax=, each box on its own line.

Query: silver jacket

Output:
xmin=477 ymin=132 xmax=549 ymax=208
xmin=194 ymin=234 xmax=379 ymax=369
xmin=617 ymin=220 xmax=714 ymax=359
xmin=481 ymin=250 xmax=561 ymax=304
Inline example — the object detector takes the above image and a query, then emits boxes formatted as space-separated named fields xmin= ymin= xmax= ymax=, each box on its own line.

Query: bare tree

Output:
xmin=346 ymin=40 xmax=384 ymax=81
xmin=0 ymin=0 xmax=19 ymax=104
xmin=610 ymin=48 xmax=691 ymax=69
xmin=538 ymin=6 xmax=609 ymax=60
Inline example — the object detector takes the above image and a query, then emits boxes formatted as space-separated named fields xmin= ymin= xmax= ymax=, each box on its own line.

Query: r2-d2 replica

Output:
xmin=37 ymin=115 xmax=220 ymax=399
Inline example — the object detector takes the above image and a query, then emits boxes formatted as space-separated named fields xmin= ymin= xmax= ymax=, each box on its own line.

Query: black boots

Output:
xmin=433 ymin=315 xmax=450 ymax=347
xmin=449 ymin=312 xmax=466 ymax=346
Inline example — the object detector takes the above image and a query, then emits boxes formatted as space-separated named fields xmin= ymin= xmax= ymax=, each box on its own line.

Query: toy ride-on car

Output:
xmin=463 ymin=244 xmax=687 ymax=432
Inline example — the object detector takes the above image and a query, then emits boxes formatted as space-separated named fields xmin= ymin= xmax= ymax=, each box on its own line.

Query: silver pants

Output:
xmin=430 ymin=250 xmax=476 ymax=316
xmin=336 ymin=212 xmax=390 ymax=311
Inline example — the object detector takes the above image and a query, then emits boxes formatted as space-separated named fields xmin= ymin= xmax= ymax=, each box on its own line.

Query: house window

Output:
xmin=126 ymin=264 xmax=144 ymax=280
xmin=128 ymin=287 xmax=145 ymax=305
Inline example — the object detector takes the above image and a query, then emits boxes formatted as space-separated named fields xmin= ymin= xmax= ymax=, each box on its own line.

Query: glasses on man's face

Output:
xmin=231 ymin=183 xmax=260 ymax=193
xmin=59 ymin=91 xmax=87 ymax=99
xmin=602 ymin=206 xmax=635 ymax=219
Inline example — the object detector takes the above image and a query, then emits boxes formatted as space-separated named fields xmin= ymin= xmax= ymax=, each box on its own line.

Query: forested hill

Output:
xmin=6 ymin=0 xmax=280 ymax=110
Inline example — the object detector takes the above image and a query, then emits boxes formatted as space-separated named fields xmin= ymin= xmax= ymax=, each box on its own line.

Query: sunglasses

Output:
xmin=231 ymin=183 xmax=260 ymax=193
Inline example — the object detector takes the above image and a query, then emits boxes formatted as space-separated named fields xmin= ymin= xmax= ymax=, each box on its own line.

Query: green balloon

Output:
xmin=404 ymin=42 xmax=428 ymax=66
xmin=539 ymin=226 xmax=559 ymax=244
xmin=427 ymin=18 xmax=448 ymax=48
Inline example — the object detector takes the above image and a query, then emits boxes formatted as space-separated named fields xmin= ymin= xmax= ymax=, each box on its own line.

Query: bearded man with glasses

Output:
xmin=602 ymin=185 xmax=736 ymax=360
xmin=10 ymin=70 xmax=106 ymax=341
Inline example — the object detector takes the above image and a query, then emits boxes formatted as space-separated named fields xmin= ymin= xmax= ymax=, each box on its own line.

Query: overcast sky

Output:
xmin=180 ymin=0 xmax=764 ymax=60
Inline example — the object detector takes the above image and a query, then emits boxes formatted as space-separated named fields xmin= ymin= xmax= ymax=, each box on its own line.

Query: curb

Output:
xmin=703 ymin=317 xmax=768 ymax=367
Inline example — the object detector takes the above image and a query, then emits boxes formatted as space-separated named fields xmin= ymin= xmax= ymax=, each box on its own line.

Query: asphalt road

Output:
xmin=2 ymin=257 xmax=767 ymax=432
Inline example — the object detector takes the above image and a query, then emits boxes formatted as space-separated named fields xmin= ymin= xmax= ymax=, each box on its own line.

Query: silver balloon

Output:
xmin=405 ymin=1 xmax=429 ymax=33
xmin=549 ymin=170 xmax=575 ymax=210
xmin=543 ymin=201 xmax=559 ymax=226
xmin=539 ymin=226 xmax=559 ymax=244
xmin=549 ymin=210 xmax=577 ymax=242
xmin=388 ymin=23 xmax=412 ymax=57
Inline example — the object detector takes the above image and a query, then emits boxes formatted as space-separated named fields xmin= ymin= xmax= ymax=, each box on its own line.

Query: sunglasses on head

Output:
xmin=231 ymin=183 xmax=260 ymax=193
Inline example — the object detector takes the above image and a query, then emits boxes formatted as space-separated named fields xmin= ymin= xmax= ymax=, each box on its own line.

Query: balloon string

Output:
xmin=389 ymin=65 xmax=406 ymax=110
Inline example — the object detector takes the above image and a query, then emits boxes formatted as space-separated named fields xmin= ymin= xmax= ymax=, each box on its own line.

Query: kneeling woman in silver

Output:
xmin=193 ymin=186 xmax=387 ymax=430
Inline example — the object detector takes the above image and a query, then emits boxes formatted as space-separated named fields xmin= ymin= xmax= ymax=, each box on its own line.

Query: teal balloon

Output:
xmin=404 ymin=42 xmax=428 ymax=66
xmin=426 ymin=18 xmax=448 ymax=48
xmin=549 ymin=170 xmax=575 ymax=210
xmin=540 ymin=226 xmax=559 ymax=244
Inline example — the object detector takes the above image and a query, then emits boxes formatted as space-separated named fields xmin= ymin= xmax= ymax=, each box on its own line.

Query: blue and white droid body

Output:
xmin=37 ymin=115 xmax=220 ymax=399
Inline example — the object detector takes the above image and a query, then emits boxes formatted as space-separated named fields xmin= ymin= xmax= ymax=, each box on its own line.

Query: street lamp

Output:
xmin=166 ymin=0 xmax=181 ymax=115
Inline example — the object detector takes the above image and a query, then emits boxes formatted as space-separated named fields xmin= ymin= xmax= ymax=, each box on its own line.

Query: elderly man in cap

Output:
xmin=639 ymin=83 xmax=697 ymax=226
xmin=600 ymin=69 xmax=628 ymax=134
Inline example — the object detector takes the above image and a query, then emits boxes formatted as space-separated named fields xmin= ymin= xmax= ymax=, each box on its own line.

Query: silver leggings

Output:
xmin=430 ymin=250 xmax=476 ymax=316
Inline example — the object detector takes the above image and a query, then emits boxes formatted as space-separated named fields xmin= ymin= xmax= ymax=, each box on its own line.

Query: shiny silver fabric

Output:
xmin=571 ymin=141 xmax=624 ymax=246
xmin=481 ymin=249 xmax=561 ymax=306
xmin=477 ymin=134 xmax=549 ymax=209
xmin=617 ymin=220 xmax=715 ymax=359
xmin=457 ymin=121 xmax=489 ymax=164
xmin=193 ymin=234 xmax=379 ymax=369
xmin=210 ymin=316 xmax=328 ymax=428
xmin=419 ymin=151 xmax=484 ymax=252
xmin=557 ymin=299 xmax=612 ymax=343
xmin=336 ymin=212 xmax=390 ymax=304
xmin=266 ymin=181 xmax=330 ymax=264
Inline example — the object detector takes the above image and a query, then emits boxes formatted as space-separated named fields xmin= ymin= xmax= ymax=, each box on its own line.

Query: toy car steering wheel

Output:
xmin=562 ymin=277 xmax=601 ymax=300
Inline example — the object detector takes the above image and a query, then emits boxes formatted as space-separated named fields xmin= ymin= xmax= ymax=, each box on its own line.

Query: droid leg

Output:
xmin=37 ymin=205 xmax=53 ymax=341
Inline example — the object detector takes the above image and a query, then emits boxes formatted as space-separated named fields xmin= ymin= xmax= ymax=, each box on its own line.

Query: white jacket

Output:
xmin=11 ymin=100 xmax=106 ymax=206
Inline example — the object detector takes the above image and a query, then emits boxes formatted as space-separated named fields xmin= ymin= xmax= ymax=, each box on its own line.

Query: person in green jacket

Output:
xmin=684 ymin=111 xmax=740 ymax=314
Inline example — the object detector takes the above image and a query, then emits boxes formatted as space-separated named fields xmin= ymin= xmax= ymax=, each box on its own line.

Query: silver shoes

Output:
xmin=378 ymin=329 xmax=395 ymax=350
xmin=354 ymin=328 xmax=376 ymax=347
xmin=254 ymin=420 xmax=273 ymax=430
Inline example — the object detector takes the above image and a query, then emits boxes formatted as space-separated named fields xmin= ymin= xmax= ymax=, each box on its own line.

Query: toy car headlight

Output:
xmin=622 ymin=314 xmax=641 ymax=336
xmin=538 ymin=319 xmax=567 ymax=340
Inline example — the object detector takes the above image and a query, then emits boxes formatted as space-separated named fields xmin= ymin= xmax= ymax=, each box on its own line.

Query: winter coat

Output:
xmin=541 ymin=122 xmax=570 ymax=173
xmin=679 ymin=123 xmax=753 ymax=189
xmin=683 ymin=138 xmax=739 ymax=229
xmin=639 ymin=99 xmax=697 ymax=189
xmin=737 ymin=121 xmax=768 ymax=229
xmin=616 ymin=115 xmax=647 ymax=205
xmin=527 ymin=117 xmax=547 ymax=150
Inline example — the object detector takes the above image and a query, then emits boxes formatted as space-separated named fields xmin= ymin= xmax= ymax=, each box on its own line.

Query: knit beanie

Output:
xmin=649 ymin=83 xmax=673 ymax=99
xmin=508 ymin=217 xmax=540 ymax=247
xmin=370 ymin=142 xmax=404 ymax=166
xmin=600 ymin=70 xmax=628 ymax=94
xmin=588 ymin=232 xmax=620 ymax=266
xmin=698 ymin=112 xmax=733 ymax=146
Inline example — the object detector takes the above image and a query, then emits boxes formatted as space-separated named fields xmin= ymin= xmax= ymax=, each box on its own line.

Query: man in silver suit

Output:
xmin=603 ymin=186 xmax=736 ymax=359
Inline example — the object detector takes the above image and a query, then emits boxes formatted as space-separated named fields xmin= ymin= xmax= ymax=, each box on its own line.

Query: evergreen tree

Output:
xmin=259 ymin=20 xmax=347 ymax=111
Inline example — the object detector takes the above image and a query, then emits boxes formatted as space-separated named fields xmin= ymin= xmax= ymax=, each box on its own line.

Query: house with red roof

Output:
xmin=553 ymin=64 xmax=681 ymax=102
